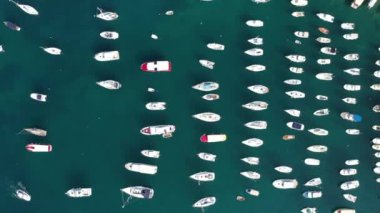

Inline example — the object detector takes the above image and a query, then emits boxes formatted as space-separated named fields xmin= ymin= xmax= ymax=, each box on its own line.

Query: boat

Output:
xmin=100 ymin=31 xmax=119 ymax=40
xmin=345 ymin=159 xmax=359 ymax=166
xmin=207 ymin=43 xmax=225 ymax=51
xmin=246 ymin=64 xmax=266 ymax=72
xmin=343 ymin=84 xmax=361 ymax=91
xmin=305 ymin=158 xmax=320 ymax=166
xmin=344 ymin=68 xmax=360 ymax=76
xmin=307 ymin=145 xmax=328 ymax=153
xmin=94 ymin=51 xmax=120 ymax=61
xmin=150 ymin=34 xmax=158 ymax=40
xmin=372 ymin=138 xmax=380 ymax=144
xmin=30 ymin=93 xmax=47 ymax=102
xmin=241 ymin=157 xmax=260 ymax=165
xmin=193 ymin=197 xmax=216 ymax=208
xmin=343 ymin=33 xmax=359 ymax=40
xmin=340 ymin=112 xmax=362 ymax=122
xmin=313 ymin=108 xmax=329 ymax=116
xmin=342 ymin=97 xmax=357 ymax=104
xmin=145 ymin=102 xmax=166 ymax=110
xmin=377 ymin=162 xmax=380 ymax=166
xmin=374 ymin=145 xmax=380 ymax=151
xmin=316 ymin=72 xmax=333 ymax=80
xmin=199 ymin=59 xmax=215 ymax=69
xmin=321 ymin=47 xmax=337 ymax=55
xmin=3 ymin=21 xmax=21 ymax=31
xmin=318 ymin=27 xmax=329 ymax=34
xmin=0 ymin=45 xmax=3 ymax=53
xmin=316 ymin=13 xmax=334 ymax=23
xmin=242 ymin=101 xmax=268 ymax=111
xmin=282 ymin=135 xmax=295 ymax=140
xmin=375 ymin=152 xmax=380 ymax=158
xmin=242 ymin=138 xmax=264 ymax=147
xmin=368 ymin=0 xmax=378 ymax=8
xmin=304 ymin=177 xmax=322 ymax=187
xmin=351 ymin=0 xmax=364 ymax=9
xmin=147 ymin=88 xmax=155 ymax=92
xmin=291 ymin=11 xmax=305 ymax=17
xmin=373 ymin=105 xmax=380 ymax=113
xmin=377 ymin=178 xmax=380 ymax=183
xmin=192 ymin=82 xmax=219 ymax=92
xmin=96 ymin=80 xmax=122 ymax=90
xmin=22 ymin=128 xmax=47 ymax=137
xmin=272 ymin=179 xmax=298 ymax=189
xmin=253 ymin=0 xmax=271 ymax=3
xmin=286 ymin=54 xmax=306 ymax=63
xmin=284 ymin=109 xmax=301 ymax=117
xmin=248 ymin=37 xmax=263 ymax=45
xmin=200 ymin=134 xmax=227 ymax=143
xmin=121 ymin=186 xmax=154 ymax=199
xmin=374 ymin=71 xmax=380 ymax=78
xmin=248 ymin=85 xmax=269 ymax=94
xmin=374 ymin=167 xmax=380 ymax=174
xmin=316 ymin=37 xmax=331 ymax=43
xmin=294 ymin=31 xmax=309 ymax=38
xmin=25 ymin=144 xmax=52 ymax=152
xmin=316 ymin=95 xmax=328 ymax=101
xmin=340 ymin=168 xmax=357 ymax=176
xmin=245 ymin=48 xmax=263 ymax=56
xmin=346 ymin=129 xmax=360 ymax=135
xmin=343 ymin=194 xmax=357 ymax=203
xmin=286 ymin=122 xmax=305 ymax=131
xmin=274 ymin=166 xmax=292 ymax=173
xmin=301 ymin=208 xmax=317 ymax=213
xmin=317 ymin=59 xmax=331 ymax=65
xmin=374 ymin=125 xmax=380 ymax=131
xmin=284 ymin=79 xmax=302 ymax=85
xmin=334 ymin=209 xmax=356 ymax=213
xmin=245 ymin=121 xmax=267 ymax=129
xmin=371 ymin=84 xmax=380 ymax=91
xmin=341 ymin=23 xmax=355 ymax=30
xmin=65 ymin=188 xmax=92 ymax=198
xmin=340 ymin=180 xmax=359 ymax=190
xmin=198 ymin=152 xmax=216 ymax=162
xmin=9 ymin=0 xmax=38 ymax=15
xmin=140 ymin=125 xmax=175 ymax=138
xmin=140 ymin=61 xmax=171 ymax=72
xmin=125 ymin=163 xmax=158 ymax=175
xmin=41 ymin=47 xmax=62 ymax=55
xmin=192 ymin=112 xmax=221 ymax=122
xmin=95 ymin=7 xmax=118 ymax=21
xmin=308 ymin=128 xmax=328 ymax=136
xmin=344 ymin=53 xmax=359 ymax=61
xmin=165 ymin=10 xmax=174 ymax=15
xmin=285 ymin=91 xmax=305 ymax=98
xmin=141 ymin=150 xmax=160 ymax=159
xmin=240 ymin=171 xmax=261 ymax=180
xmin=289 ymin=67 xmax=303 ymax=74
xmin=291 ymin=0 xmax=308 ymax=7
xmin=376 ymin=60 xmax=380 ymax=66
xmin=202 ymin=94 xmax=219 ymax=101
xmin=246 ymin=189 xmax=260 ymax=197
xmin=303 ymin=191 xmax=322 ymax=198
xmin=190 ymin=172 xmax=215 ymax=183
xmin=246 ymin=20 xmax=264 ymax=27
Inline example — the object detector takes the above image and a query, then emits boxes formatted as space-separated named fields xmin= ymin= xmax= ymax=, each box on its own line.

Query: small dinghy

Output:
xmin=141 ymin=150 xmax=160 ymax=159
xmin=282 ymin=135 xmax=295 ymax=140
xmin=146 ymin=102 xmax=166 ymax=110
xmin=30 ymin=93 xmax=47 ymax=102
xmin=202 ymin=94 xmax=219 ymax=101
xmin=96 ymin=80 xmax=122 ymax=89
xmin=242 ymin=138 xmax=264 ymax=147
xmin=95 ymin=7 xmax=118 ymax=21
xmin=10 ymin=0 xmax=39 ymax=15
xmin=100 ymin=31 xmax=119 ymax=40
xmin=165 ymin=10 xmax=174 ymax=15
xmin=197 ymin=152 xmax=216 ymax=162
xmin=41 ymin=47 xmax=62 ymax=55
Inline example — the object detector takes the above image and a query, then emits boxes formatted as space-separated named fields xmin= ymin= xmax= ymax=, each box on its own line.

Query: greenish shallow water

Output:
xmin=0 ymin=0 xmax=380 ymax=212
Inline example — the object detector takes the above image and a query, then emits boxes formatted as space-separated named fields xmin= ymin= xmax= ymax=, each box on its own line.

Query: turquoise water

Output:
xmin=0 ymin=0 xmax=380 ymax=212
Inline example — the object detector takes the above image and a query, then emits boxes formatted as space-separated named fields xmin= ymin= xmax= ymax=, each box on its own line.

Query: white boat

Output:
xmin=308 ymin=128 xmax=328 ymax=136
xmin=146 ymin=102 xmax=166 ymax=110
xmin=248 ymin=37 xmax=263 ymax=45
xmin=316 ymin=13 xmax=334 ymax=23
xmin=317 ymin=59 xmax=331 ymax=65
xmin=343 ymin=194 xmax=357 ymax=203
xmin=305 ymin=158 xmax=320 ymax=166
xmin=165 ymin=10 xmax=174 ymax=15
xmin=301 ymin=208 xmax=317 ymax=213
xmin=340 ymin=180 xmax=359 ymax=190
xmin=307 ymin=145 xmax=328 ymax=153
xmin=10 ymin=0 xmax=38 ymax=15
xmin=345 ymin=159 xmax=359 ymax=166
xmin=192 ymin=112 xmax=221 ymax=122
xmin=141 ymin=150 xmax=160 ymax=159
xmin=285 ymin=91 xmax=305 ymax=98
xmin=371 ymin=84 xmax=380 ymax=91
xmin=253 ymin=0 xmax=271 ymax=3
xmin=351 ymin=0 xmax=365 ymax=9
xmin=190 ymin=172 xmax=215 ymax=182
xmin=245 ymin=48 xmax=263 ymax=56
xmin=291 ymin=0 xmax=308 ymax=7
xmin=374 ymin=167 xmax=380 ymax=174
xmin=286 ymin=122 xmax=305 ymax=131
xmin=22 ymin=128 xmax=47 ymax=137
xmin=140 ymin=125 xmax=175 ymax=138
xmin=284 ymin=109 xmax=301 ymax=117
xmin=274 ymin=166 xmax=292 ymax=173
xmin=192 ymin=82 xmax=219 ymax=92
xmin=0 ymin=45 xmax=4 ymax=53
xmin=316 ymin=72 xmax=333 ymax=81
xmin=321 ymin=47 xmax=337 ymax=55
xmin=198 ymin=152 xmax=216 ymax=162
xmin=246 ymin=20 xmax=264 ymax=27
xmin=272 ymin=179 xmax=298 ymax=189
xmin=303 ymin=191 xmax=322 ymax=199
xmin=344 ymin=53 xmax=359 ymax=61
xmin=121 ymin=186 xmax=154 ymax=199
xmin=246 ymin=189 xmax=260 ymax=197
xmin=346 ymin=129 xmax=360 ymax=135
xmin=372 ymin=138 xmax=380 ymax=144
xmin=242 ymin=101 xmax=268 ymax=111
xmin=340 ymin=168 xmax=357 ymax=176
xmin=374 ymin=71 xmax=380 ymax=78
xmin=286 ymin=54 xmax=306 ymax=63
xmin=94 ymin=51 xmax=120 ymax=61
xmin=294 ymin=31 xmax=309 ymax=38
xmin=202 ymin=94 xmax=219 ymax=101
xmin=151 ymin=34 xmax=158 ymax=40
xmin=248 ymin=85 xmax=269 ymax=94
xmin=95 ymin=7 xmax=118 ymax=21
xmin=41 ymin=47 xmax=62 ymax=55
xmin=289 ymin=67 xmax=303 ymax=74
xmin=344 ymin=84 xmax=361 ymax=91
xmin=316 ymin=95 xmax=328 ymax=101
xmin=340 ymin=112 xmax=362 ymax=122
xmin=207 ymin=43 xmax=225 ymax=51
xmin=200 ymin=134 xmax=227 ymax=143
xmin=334 ymin=209 xmax=356 ymax=213
xmin=291 ymin=11 xmax=304 ymax=17
xmin=25 ymin=143 xmax=52 ymax=152
xmin=96 ymin=80 xmax=122 ymax=90
xmin=241 ymin=157 xmax=260 ymax=165
xmin=377 ymin=178 xmax=380 ymax=183
xmin=374 ymin=125 xmax=380 ymax=131
xmin=30 ymin=93 xmax=47 ymax=102
xmin=368 ymin=0 xmax=378 ymax=8
xmin=377 ymin=162 xmax=380 ymax=166
xmin=245 ymin=121 xmax=267 ymax=129
xmin=316 ymin=37 xmax=331 ymax=44
xmin=313 ymin=108 xmax=329 ymax=116
xmin=125 ymin=163 xmax=157 ymax=175
xmin=15 ymin=189 xmax=31 ymax=201
xmin=344 ymin=68 xmax=360 ymax=76
xmin=342 ymin=97 xmax=357 ymax=104
xmin=65 ymin=188 xmax=92 ymax=198
xmin=141 ymin=61 xmax=171 ymax=72
xmin=100 ymin=31 xmax=119 ymax=40
xmin=374 ymin=145 xmax=380 ymax=151
xmin=376 ymin=60 xmax=380 ymax=66
xmin=304 ymin=177 xmax=322 ymax=187
xmin=240 ymin=171 xmax=261 ymax=180
xmin=246 ymin=64 xmax=266 ymax=72
xmin=375 ymin=152 xmax=380 ymax=158
xmin=193 ymin=197 xmax=216 ymax=208
xmin=343 ymin=33 xmax=359 ymax=40
xmin=284 ymin=79 xmax=302 ymax=85
xmin=242 ymin=138 xmax=264 ymax=147
xmin=199 ymin=59 xmax=215 ymax=69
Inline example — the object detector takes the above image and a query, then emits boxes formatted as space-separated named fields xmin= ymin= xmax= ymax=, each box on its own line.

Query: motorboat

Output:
xmin=343 ymin=84 xmax=361 ymax=91
xmin=100 ymin=31 xmax=119 ymax=40
xmin=245 ymin=121 xmax=267 ymax=129
xmin=246 ymin=64 xmax=266 ymax=72
xmin=286 ymin=122 xmax=304 ymax=130
xmin=372 ymin=138 xmax=380 ymax=144
xmin=371 ymin=84 xmax=380 ymax=91
xmin=248 ymin=37 xmax=263 ymax=45
xmin=190 ymin=172 xmax=215 ymax=183
xmin=373 ymin=145 xmax=380 ymax=151
xmin=193 ymin=197 xmax=216 ymax=208
xmin=340 ymin=112 xmax=362 ymax=122
xmin=9 ymin=0 xmax=38 ymax=15
xmin=96 ymin=80 xmax=122 ymax=90
xmin=343 ymin=194 xmax=357 ymax=203
xmin=304 ymin=177 xmax=322 ymax=187
xmin=374 ymin=167 xmax=380 ymax=174
xmin=30 ymin=93 xmax=47 ymax=102
xmin=199 ymin=59 xmax=215 ymax=69
xmin=94 ymin=51 xmax=120 ymax=61
xmin=240 ymin=171 xmax=261 ymax=180
xmin=121 ymin=186 xmax=154 ymax=199
xmin=377 ymin=162 xmax=380 ymax=166
xmin=334 ymin=209 xmax=356 ymax=213
xmin=95 ymin=7 xmax=118 ymax=21
xmin=316 ymin=73 xmax=333 ymax=81
xmin=307 ymin=145 xmax=328 ymax=153
xmin=291 ymin=0 xmax=308 ymax=7
xmin=141 ymin=150 xmax=160 ymax=159
xmin=340 ymin=180 xmax=359 ymax=190
xmin=282 ymin=135 xmax=295 ymax=140
xmin=192 ymin=112 xmax=221 ymax=122
xmin=246 ymin=20 xmax=264 ymax=27
xmin=343 ymin=33 xmax=359 ymax=40
xmin=198 ymin=152 xmax=216 ymax=162
xmin=289 ymin=67 xmax=303 ymax=74
xmin=316 ymin=37 xmax=331 ymax=43
xmin=25 ymin=144 xmax=52 ymax=152
xmin=308 ymin=128 xmax=328 ymax=136
xmin=345 ymin=159 xmax=359 ymax=166
xmin=41 ymin=47 xmax=62 ymax=55
xmin=140 ymin=125 xmax=175 ymax=138
xmin=0 ymin=45 xmax=3 ymax=53
xmin=373 ymin=105 xmax=380 ymax=113
xmin=346 ymin=129 xmax=360 ymax=135
xmin=242 ymin=138 xmax=264 ymax=147
xmin=317 ymin=59 xmax=331 ymax=65
xmin=340 ymin=168 xmax=357 ymax=176
xmin=245 ymin=48 xmax=263 ymax=56
xmin=374 ymin=125 xmax=380 ymax=131
xmin=140 ymin=61 xmax=171 ymax=72
xmin=242 ymin=101 xmax=268 ymax=111
xmin=284 ymin=79 xmax=301 ymax=85
xmin=15 ymin=189 xmax=31 ymax=201
xmin=291 ymin=11 xmax=304 ymax=17
xmin=285 ymin=91 xmax=305 ymax=98
xmin=316 ymin=95 xmax=328 ymax=101
xmin=151 ymin=34 xmax=158 ymax=40
xmin=246 ymin=189 xmax=260 ymax=197
xmin=200 ymin=134 xmax=227 ymax=143
xmin=294 ymin=31 xmax=309 ymax=38
xmin=22 ymin=128 xmax=47 ymax=137
xmin=274 ymin=166 xmax=292 ymax=173
xmin=304 ymin=158 xmax=320 ymax=166
xmin=286 ymin=54 xmax=306 ymax=63
xmin=284 ymin=109 xmax=301 ymax=117
xmin=375 ymin=152 xmax=380 ymax=158
xmin=145 ymin=102 xmax=166 ymax=110
xmin=318 ymin=27 xmax=329 ymax=34
xmin=303 ymin=191 xmax=322 ymax=199
xmin=202 ymin=94 xmax=219 ymax=101
xmin=272 ymin=179 xmax=298 ymax=189
xmin=301 ymin=208 xmax=317 ymax=213
xmin=248 ymin=85 xmax=269 ymax=94
xmin=321 ymin=47 xmax=337 ymax=55
xmin=374 ymin=71 xmax=380 ymax=78
xmin=316 ymin=13 xmax=334 ymax=23
xmin=344 ymin=68 xmax=360 ymax=76
xmin=241 ymin=157 xmax=260 ymax=165
xmin=342 ymin=97 xmax=357 ymax=104
xmin=344 ymin=53 xmax=359 ymax=61
xmin=65 ymin=188 xmax=92 ymax=198
xmin=376 ymin=60 xmax=380 ymax=66
xmin=192 ymin=82 xmax=219 ymax=91
xmin=341 ymin=23 xmax=355 ymax=30
xmin=125 ymin=163 xmax=157 ymax=175
xmin=368 ymin=0 xmax=378 ymax=8
xmin=313 ymin=108 xmax=329 ymax=116
xmin=147 ymin=88 xmax=155 ymax=92
xmin=3 ymin=21 xmax=21 ymax=31
xmin=253 ymin=0 xmax=271 ymax=3
xmin=207 ymin=43 xmax=225 ymax=51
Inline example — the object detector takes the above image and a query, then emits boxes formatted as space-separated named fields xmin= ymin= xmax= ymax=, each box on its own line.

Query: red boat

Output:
xmin=140 ymin=61 xmax=172 ymax=72
xmin=318 ymin=27 xmax=329 ymax=35
xmin=25 ymin=144 xmax=52 ymax=152
xmin=200 ymin=134 xmax=227 ymax=143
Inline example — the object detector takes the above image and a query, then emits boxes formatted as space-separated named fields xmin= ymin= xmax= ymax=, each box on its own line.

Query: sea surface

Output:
xmin=0 ymin=0 xmax=380 ymax=212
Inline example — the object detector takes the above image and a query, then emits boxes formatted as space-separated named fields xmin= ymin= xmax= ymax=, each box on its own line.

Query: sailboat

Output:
xmin=120 ymin=186 xmax=154 ymax=207
xmin=9 ymin=0 xmax=39 ymax=15
xmin=95 ymin=7 xmax=118 ymax=21
xmin=40 ymin=47 xmax=62 ymax=55
xmin=20 ymin=128 xmax=47 ymax=137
